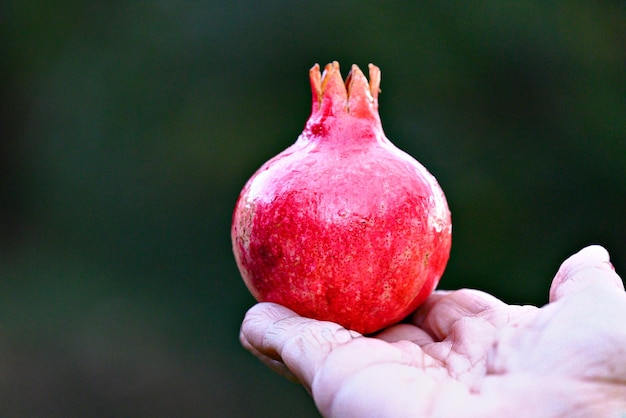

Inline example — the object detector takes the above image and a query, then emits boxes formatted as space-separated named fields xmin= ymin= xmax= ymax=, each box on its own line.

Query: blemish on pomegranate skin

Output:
xmin=307 ymin=122 xmax=327 ymax=138
xmin=231 ymin=62 xmax=451 ymax=334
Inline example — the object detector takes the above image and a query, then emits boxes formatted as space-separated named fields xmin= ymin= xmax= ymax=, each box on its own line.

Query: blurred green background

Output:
xmin=1 ymin=1 xmax=624 ymax=416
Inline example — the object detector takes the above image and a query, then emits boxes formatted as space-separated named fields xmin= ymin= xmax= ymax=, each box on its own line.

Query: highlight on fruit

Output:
xmin=232 ymin=61 xmax=452 ymax=334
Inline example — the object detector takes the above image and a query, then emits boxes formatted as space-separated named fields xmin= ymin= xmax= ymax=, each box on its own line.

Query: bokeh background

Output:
xmin=1 ymin=1 xmax=624 ymax=416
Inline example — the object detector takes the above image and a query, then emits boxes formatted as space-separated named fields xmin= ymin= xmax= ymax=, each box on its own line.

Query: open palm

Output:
xmin=241 ymin=246 xmax=626 ymax=417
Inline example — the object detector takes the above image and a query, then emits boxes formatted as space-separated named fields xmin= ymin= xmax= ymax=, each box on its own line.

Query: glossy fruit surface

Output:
xmin=232 ymin=62 xmax=451 ymax=334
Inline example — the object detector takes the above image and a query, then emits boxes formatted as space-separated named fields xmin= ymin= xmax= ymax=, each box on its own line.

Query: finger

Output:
xmin=549 ymin=245 xmax=625 ymax=303
xmin=239 ymin=326 xmax=299 ymax=382
xmin=412 ymin=289 xmax=506 ymax=341
xmin=374 ymin=323 xmax=435 ymax=346
xmin=240 ymin=302 xmax=360 ymax=390
xmin=240 ymin=302 xmax=300 ymax=361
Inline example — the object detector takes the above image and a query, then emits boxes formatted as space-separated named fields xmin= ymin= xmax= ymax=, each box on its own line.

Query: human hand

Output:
xmin=240 ymin=245 xmax=626 ymax=417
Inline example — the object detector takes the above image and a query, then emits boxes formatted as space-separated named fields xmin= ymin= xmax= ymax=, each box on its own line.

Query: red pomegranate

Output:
xmin=232 ymin=62 xmax=451 ymax=334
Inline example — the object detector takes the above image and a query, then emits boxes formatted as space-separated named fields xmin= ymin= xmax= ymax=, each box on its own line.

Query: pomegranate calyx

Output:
xmin=309 ymin=61 xmax=381 ymax=121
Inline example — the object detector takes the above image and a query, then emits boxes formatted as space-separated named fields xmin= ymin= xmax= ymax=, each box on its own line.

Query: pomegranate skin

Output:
xmin=232 ymin=62 xmax=451 ymax=334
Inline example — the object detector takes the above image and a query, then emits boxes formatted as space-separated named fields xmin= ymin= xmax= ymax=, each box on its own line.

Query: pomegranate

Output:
xmin=232 ymin=62 xmax=451 ymax=334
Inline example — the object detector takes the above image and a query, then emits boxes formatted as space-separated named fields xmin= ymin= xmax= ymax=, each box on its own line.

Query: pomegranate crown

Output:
xmin=309 ymin=61 xmax=381 ymax=121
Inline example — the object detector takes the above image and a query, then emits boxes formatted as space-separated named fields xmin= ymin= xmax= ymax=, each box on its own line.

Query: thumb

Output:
xmin=549 ymin=245 xmax=624 ymax=303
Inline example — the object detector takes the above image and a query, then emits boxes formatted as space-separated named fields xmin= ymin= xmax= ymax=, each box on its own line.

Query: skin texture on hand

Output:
xmin=240 ymin=246 xmax=626 ymax=417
